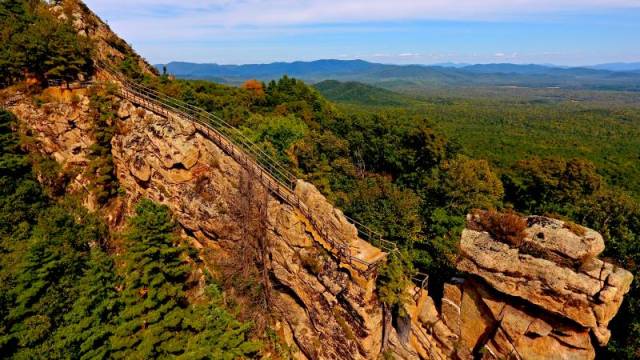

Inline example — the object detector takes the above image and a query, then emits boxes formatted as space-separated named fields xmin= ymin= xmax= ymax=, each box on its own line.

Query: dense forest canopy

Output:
xmin=316 ymin=81 xmax=640 ymax=201
xmin=1 ymin=0 xmax=639 ymax=358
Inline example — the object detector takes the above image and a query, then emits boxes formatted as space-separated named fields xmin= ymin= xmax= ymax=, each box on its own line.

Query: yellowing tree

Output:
xmin=242 ymin=79 xmax=265 ymax=97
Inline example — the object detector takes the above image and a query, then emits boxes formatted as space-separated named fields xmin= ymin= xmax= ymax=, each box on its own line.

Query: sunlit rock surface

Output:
xmin=394 ymin=214 xmax=632 ymax=360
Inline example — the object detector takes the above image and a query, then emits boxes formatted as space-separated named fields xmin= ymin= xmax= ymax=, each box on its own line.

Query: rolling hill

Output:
xmin=313 ymin=80 xmax=421 ymax=107
xmin=158 ymin=60 xmax=640 ymax=92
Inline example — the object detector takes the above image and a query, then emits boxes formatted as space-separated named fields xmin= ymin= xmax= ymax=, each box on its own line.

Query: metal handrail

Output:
xmin=96 ymin=62 xmax=394 ymax=248
xmin=98 ymin=61 xmax=298 ymax=189
xmin=115 ymin=82 xmax=369 ymax=267
xmin=412 ymin=272 xmax=429 ymax=301
xmin=118 ymin=84 xmax=297 ymax=193
xmin=98 ymin=65 xmax=391 ymax=239
xmin=55 ymin=64 xmax=400 ymax=274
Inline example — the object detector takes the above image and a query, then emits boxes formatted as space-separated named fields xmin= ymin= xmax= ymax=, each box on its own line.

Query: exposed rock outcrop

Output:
xmin=8 ymin=88 xmax=93 ymax=166
xmin=397 ymin=213 xmax=633 ymax=360
xmin=3 ymin=90 xmax=387 ymax=358
xmin=460 ymin=214 xmax=632 ymax=346
xmin=109 ymin=101 xmax=384 ymax=359
xmin=49 ymin=1 xmax=157 ymax=75
xmin=4 ymin=87 xmax=101 ymax=209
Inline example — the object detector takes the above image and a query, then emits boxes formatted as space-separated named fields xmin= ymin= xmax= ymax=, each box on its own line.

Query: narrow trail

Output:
xmin=97 ymin=64 xmax=398 ymax=276
xmin=20 ymin=68 xmax=429 ymax=287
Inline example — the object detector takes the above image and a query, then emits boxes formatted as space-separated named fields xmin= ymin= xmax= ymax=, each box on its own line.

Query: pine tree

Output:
xmin=377 ymin=251 xmax=414 ymax=316
xmin=86 ymin=89 xmax=118 ymax=204
xmin=0 ymin=0 xmax=28 ymax=85
xmin=52 ymin=250 xmax=122 ymax=360
xmin=110 ymin=199 xmax=259 ymax=359
xmin=110 ymin=199 xmax=191 ymax=358
xmin=179 ymin=285 xmax=260 ymax=360
xmin=0 ymin=0 xmax=93 ymax=87
xmin=0 ymin=109 xmax=46 ymax=355
xmin=7 ymin=206 xmax=92 ymax=343
xmin=0 ymin=111 xmax=45 ymax=235
xmin=44 ymin=20 xmax=93 ymax=84
xmin=1 ymin=201 xmax=109 ymax=358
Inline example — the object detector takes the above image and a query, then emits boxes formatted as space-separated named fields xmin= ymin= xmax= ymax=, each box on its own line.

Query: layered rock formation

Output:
xmin=111 ymin=100 xmax=385 ymax=359
xmin=397 ymin=213 xmax=633 ymax=360
xmin=3 ymin=87 xmax=387 ymax=358
xmin=459 ymin=215 xmax=631 ymax=347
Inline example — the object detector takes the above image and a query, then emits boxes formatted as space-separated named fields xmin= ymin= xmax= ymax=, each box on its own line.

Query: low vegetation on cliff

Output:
xmin=0 ymin=0 xmax=93 ymax=86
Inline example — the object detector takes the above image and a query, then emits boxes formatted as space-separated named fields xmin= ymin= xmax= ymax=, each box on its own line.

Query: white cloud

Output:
xmin=81 ymin=0 xmax=640 ymax=64
xmin=85 ymin=0 xmax=640 ymax=27
xmin=493 ymin=52 xmax=520 ymax=59
xmin=84 ymin=0 xmax=640 ymax=48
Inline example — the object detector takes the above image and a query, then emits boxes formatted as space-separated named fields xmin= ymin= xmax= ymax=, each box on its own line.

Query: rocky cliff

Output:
xmin=4 ymin=82 xmax=633 ymax=360
xmin=111 ymin=99 xmax=387 ymax=359
xmin=393 ymin=213 xmax=633 ymax=360
xmin=0 ymin=1 xmax=633 ymax=358
xmin=4 ymin=87 xmax=387 ymax=359
xmin=49 ymin=0 xmax=157 ymax=76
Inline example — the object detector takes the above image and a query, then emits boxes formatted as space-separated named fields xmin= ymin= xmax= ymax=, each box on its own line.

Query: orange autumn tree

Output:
xmin=242 ymin=79 xmax=265 ymax=98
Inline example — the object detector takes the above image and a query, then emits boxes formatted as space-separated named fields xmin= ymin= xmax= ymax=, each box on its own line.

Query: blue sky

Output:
xmin=84 ymin=0 xmax=640 ymax=66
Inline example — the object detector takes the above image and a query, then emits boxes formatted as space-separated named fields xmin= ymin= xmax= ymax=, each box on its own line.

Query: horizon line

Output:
xmin=154 ymin=59 xmax=640 ymax=68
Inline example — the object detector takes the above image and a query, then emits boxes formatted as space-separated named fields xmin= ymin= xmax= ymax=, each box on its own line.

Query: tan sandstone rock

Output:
xmin=457 ymin=225 xmax=632 ymax=336
xmin=109 ymin=100 xmax=384 ymax=359
xmin=523 ymin=216 xmax=604 ymax=262
xmin=456 ymin=214 xmax=632 ymax=356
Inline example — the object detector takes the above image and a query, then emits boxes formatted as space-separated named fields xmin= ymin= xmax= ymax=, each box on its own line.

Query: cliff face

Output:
xmin=4 ymin=86 xmax=386 ymax=359
xmin=110 ymin=100 xmax=385 ymax=359
xmin=4 ymin=85 xmax=633 ymax=360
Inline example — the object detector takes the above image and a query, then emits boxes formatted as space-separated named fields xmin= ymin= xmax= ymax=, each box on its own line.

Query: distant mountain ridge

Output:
xmin=162 ymin=60 xmax=383 ymax=79
xmin=587 ymin=62 xmax=640 ymax=72
xmin=158 ymin=60 xmax=640 ymax=91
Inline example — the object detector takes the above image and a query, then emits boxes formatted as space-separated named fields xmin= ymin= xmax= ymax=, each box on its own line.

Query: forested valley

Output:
xmin=1 ymin=0 xmax=639 ymax=359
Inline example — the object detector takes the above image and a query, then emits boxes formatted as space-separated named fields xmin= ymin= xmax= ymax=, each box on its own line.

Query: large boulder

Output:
xmin=445 ymin=279 xmax=595 ymax=360
xmin=394 ymin=213 xmax=632 ymax=360
xmin=458 ymin=214 xmax=632 ymax=348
